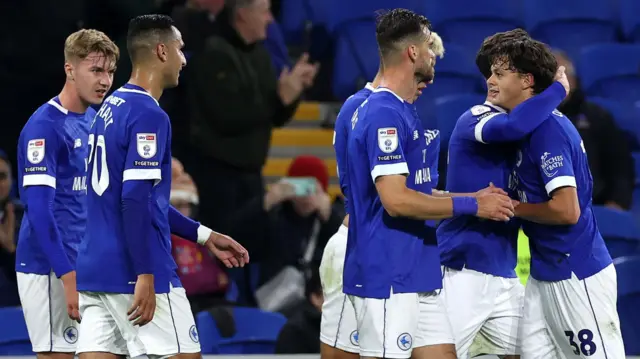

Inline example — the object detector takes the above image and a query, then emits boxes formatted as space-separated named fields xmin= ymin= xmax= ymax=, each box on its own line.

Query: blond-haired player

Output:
xmin=15 ymin=29 xmax=118 ymax=359
xmin=320 ymin=32 xmax=445 ymax=359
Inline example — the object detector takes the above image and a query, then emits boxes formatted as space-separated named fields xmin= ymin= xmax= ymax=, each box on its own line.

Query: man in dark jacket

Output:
xmin=275 ymin=266 xmax=323 ymax=354
xmin=555 ymin=51 xmax=634 ymax=210
xmin=183 ymin=0 xmax=318 ymax=234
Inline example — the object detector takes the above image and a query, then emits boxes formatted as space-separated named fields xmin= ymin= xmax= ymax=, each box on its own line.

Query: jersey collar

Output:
xmin=484 ymin=101 xmax=506 ymax=113
xmin=373 ymin=87 xmax=404 ymax=102
xmin=118 ymin=83 xmax=160 ymax=106
xmin=364 ymin=82 xmax=375 ymax=91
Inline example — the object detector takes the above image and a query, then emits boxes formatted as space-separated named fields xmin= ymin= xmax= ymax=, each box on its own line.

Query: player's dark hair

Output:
xmin=375 ymin=9 xmax=431 ymax=62
xmin=127 ymin=14 xmax=176 ymax=62
xmin=486 ymin=36 xmax=557 ymax=95
xmin=476 ymin=29 xmax=530 ymax=79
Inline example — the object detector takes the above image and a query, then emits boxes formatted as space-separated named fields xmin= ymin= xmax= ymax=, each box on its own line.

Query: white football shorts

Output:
xmin=441 ymin=266 xmax=524 ymax=359
xmin=349 ymin=289 xmax=419 ymax=359
xmin=17 ymin=271 xmax=79 ymax=353
xmin=519 ymin=264 xmax=625 ymax=359
xmin=414 ymin=290 xmax=455 ymax=349
xmin=319 ymin=225 xmax=359 ymax=353
xmin=76 ymin=285 xmax=200 ymax=357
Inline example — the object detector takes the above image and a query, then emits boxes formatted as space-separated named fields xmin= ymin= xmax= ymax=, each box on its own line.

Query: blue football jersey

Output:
xmin=344 ymin=88 xmax=441 ymax=299
xmin=334 ymin=83 xmax=374 ymax=214
xmin=16 ymin=98 xmax=91 ymax=275
xmin=76 ymin=84 xmax=179 ymax=294
xmin=515 ymin=110 xmax=611 ymax=281
xmin=437 ymin=103 xmax=520 ymax=278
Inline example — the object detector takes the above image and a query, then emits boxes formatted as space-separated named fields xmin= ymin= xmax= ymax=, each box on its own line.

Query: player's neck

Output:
xmin=58 ymin=83 xmax=89 ymax=114
xmin=377 ymin=67 xmax=416 ymax=102
xmin=128 ymin=67 xmax=164 ymax=101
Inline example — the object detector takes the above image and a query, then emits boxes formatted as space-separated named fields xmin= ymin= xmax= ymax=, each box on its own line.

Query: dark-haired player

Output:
xmin=485 ymin=38 xmax=626 ymax=359
xmin=437 ymin=30 xmax=570 ymax=359
xmin=75 ymin=15 xmax=249 ymax=359
xmin=343 ymin=9 xmax=515 ymax=359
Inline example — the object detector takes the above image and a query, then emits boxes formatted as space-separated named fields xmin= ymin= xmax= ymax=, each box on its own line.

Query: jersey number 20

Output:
xmin=87 ymin=134 xmax=110 ymax=196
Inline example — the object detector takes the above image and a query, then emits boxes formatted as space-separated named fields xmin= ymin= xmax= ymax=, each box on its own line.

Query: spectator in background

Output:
xmin=554 ymin=51 xmax=635 ymax=210
xmin=275 ymin=266 xmax=323 ymax=354
xmin=184 ymin=0 xmax=319 ymax=240
xmin=170 ymin=157 xmax=231 ymax=313
xmin=0 ymin=152 xmax=23 ymax=307
xmin=230 ymin=155 xmax=342 ymax=286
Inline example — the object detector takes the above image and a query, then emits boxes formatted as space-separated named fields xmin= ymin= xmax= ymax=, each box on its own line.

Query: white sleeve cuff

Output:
xmin=545 ymin=176 xmax=576 ymax=195
xmin=474 ymin=113 xmax=500 ymax=144
xmin=22 ymin=174 xmax=56 ymax=188
xmin=197 ymin=225 xmax=213 ymax=245
xmin=123 ymin=169 xmax=162 ymax=182
xmin=371 ymin=162 xmax=409 ymax=182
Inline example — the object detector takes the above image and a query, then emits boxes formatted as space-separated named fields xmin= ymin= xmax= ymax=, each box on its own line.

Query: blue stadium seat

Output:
xmin=279 ymin=0 xmax=310 ymax=44
xmin=592 ymin=206 xmax=640 ymax=259
xmin=332 ymin=20 xmax=379 ymax=100
xmin=421 ymin=44 xmax=484 ymax=102
xmin=578 ymin=44 xmax=640 ymax=104
xmin=0 ymin=307 xmax=32 ymax=355
xmin=614 ymin=255 xmax=640 ymax=355
xmin=619 ymin=0 xmax=640 ymax=43
xmin=633 ymin=188 xmax=640 ymax=214
xmin=431 ymin=94 xmax=486 ymax=148
xmin=634 ymin=152 xmax=640 ymax=187
xmin=523 ymin=0 xmax=617 ymax=60
xmin=324 ymin=0 xmax=420 ymax=33
xmin=196 ymin=307 xmax=287 ymax=354
xmin=588 ymin=97 xmax=640 ymax=150
xmin=425 ymin=0 xmax=522 ymax=59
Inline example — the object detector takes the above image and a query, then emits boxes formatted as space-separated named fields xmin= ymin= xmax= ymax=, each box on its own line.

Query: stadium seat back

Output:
xmin=0 ymin=307 xmax=32 ymax=355
xmin=333 ymin=20 xmax=379 ymax=100
xmin=619 ymin=0 xmax=640 ymax=42
xmin=435 ymin=21 xmax=520 ymax=59
xmin=432 ymin=94 xmax=486 ymax=147
xmin=421 ymin=44 xmax=483 ymax=101
xmin=634 ymin=153 xmax=640 ymax=187
xmin=592 ymin=205 xmax=640 ymax=240
xmin=587 ymin=97 xmax=640 ymax=150
xmin=614 ymin=256 xmax=640 ymax=355
xmin=325 ymin=0 xmax=421 ymax=33
xmin=279 ymin=0 xmax=310 ymax=44
xmin=196 ymin=307 xmax=286 ymax=354
xmin=578 ymin=45 xmax=640 ymax=103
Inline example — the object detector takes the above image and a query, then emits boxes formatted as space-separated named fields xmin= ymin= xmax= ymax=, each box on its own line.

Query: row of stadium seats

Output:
xmin=2 ymin=254 xmax=640 ymax=354
xmin=279 ymin=0 xmax=640 ymax=100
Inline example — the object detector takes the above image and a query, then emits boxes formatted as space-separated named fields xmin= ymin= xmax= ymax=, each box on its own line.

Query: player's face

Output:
xmin=486 ymin=60 xmax=532 ymax=110
xmin=0 ymin=159 xmax=11 ymax=201
xmin=71 ymin=52 xmax=116 ymax=105
xmin=413 ymin=33 xmax=435 ymax=85
xmin=164 ymin=27 xmax=187 ymax=88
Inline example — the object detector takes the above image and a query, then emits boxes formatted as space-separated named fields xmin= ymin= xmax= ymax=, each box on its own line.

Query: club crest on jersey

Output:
xmin=470 ymin=105 xmax=491 ymax=116
xmin=27 ymin=139 xmax=45 ymax=164
xmin=378 ymin=127 xmax=398 ymax=154
xmin=136 ymin=133 xmax=157 ymax=159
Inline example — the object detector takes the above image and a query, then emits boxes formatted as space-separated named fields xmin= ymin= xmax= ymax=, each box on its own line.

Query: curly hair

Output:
xmin=476 ymin=29 xmax=530 ymax=78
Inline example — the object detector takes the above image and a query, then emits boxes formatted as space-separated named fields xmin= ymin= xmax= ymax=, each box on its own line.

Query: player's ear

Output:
xmin=156 ymin=43 xmax=168 ymax=62
xmin=64 ymin=62 xmax=74 ymax=81
xmin=408 ymin=44 xmax=418 ymax=63
xmin=522 ymin=73 xmax=534 ymax=90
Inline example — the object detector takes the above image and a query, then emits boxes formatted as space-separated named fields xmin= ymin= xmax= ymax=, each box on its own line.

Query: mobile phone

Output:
xmin=283 ymin=177 xmax=317 ymax=197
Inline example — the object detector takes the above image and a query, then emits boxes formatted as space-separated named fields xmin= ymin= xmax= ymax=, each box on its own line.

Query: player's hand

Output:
xmin=128 ymin=274 xmax=156 ymax=326
xmin=476 ymin=192 xmax=515 ymax=222
xmin=205 ymin=232 xmax=250 ymax=268
xmin=61 ymin=271 xmax=81 ymax=323
xmin=554 ymin=65 xmax=570 ymax=98
xmin=474 ymin=182 xmax=508 ymax=198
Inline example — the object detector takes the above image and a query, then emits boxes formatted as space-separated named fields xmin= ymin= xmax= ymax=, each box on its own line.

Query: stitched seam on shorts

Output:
xmin=167 ymin=293 xmax=181 ymax=353
xmin=583 ymin=280 xmax=609 ymax=359
xmin=333 ymin=295 xmax=347 ymax=347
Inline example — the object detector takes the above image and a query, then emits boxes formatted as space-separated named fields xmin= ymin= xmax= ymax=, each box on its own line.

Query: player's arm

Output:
xmin=20 ymin=125 xmax=73 ymax=279
xmin=367 ymin=108 xmax=512 ymax=221
xmin=514 ymin=123 xmax=581 ymax=225
xmin=121 ymin=112 xmax=171 ymax=277
xmin=432 ymin=183 xmax=509 ymax=198
xmin=472 ymin=81 xmax=566 ymax=144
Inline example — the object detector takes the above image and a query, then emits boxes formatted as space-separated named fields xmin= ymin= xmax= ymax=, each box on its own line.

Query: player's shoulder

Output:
xmin=22 ymin=100 xmax=67 ymax=134
xmin=466 ymin=103 xmax=505 ymax=120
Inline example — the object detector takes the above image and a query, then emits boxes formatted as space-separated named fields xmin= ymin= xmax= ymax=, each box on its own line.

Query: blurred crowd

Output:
xmin=0 ymin=0 xmax=637 ymax=355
